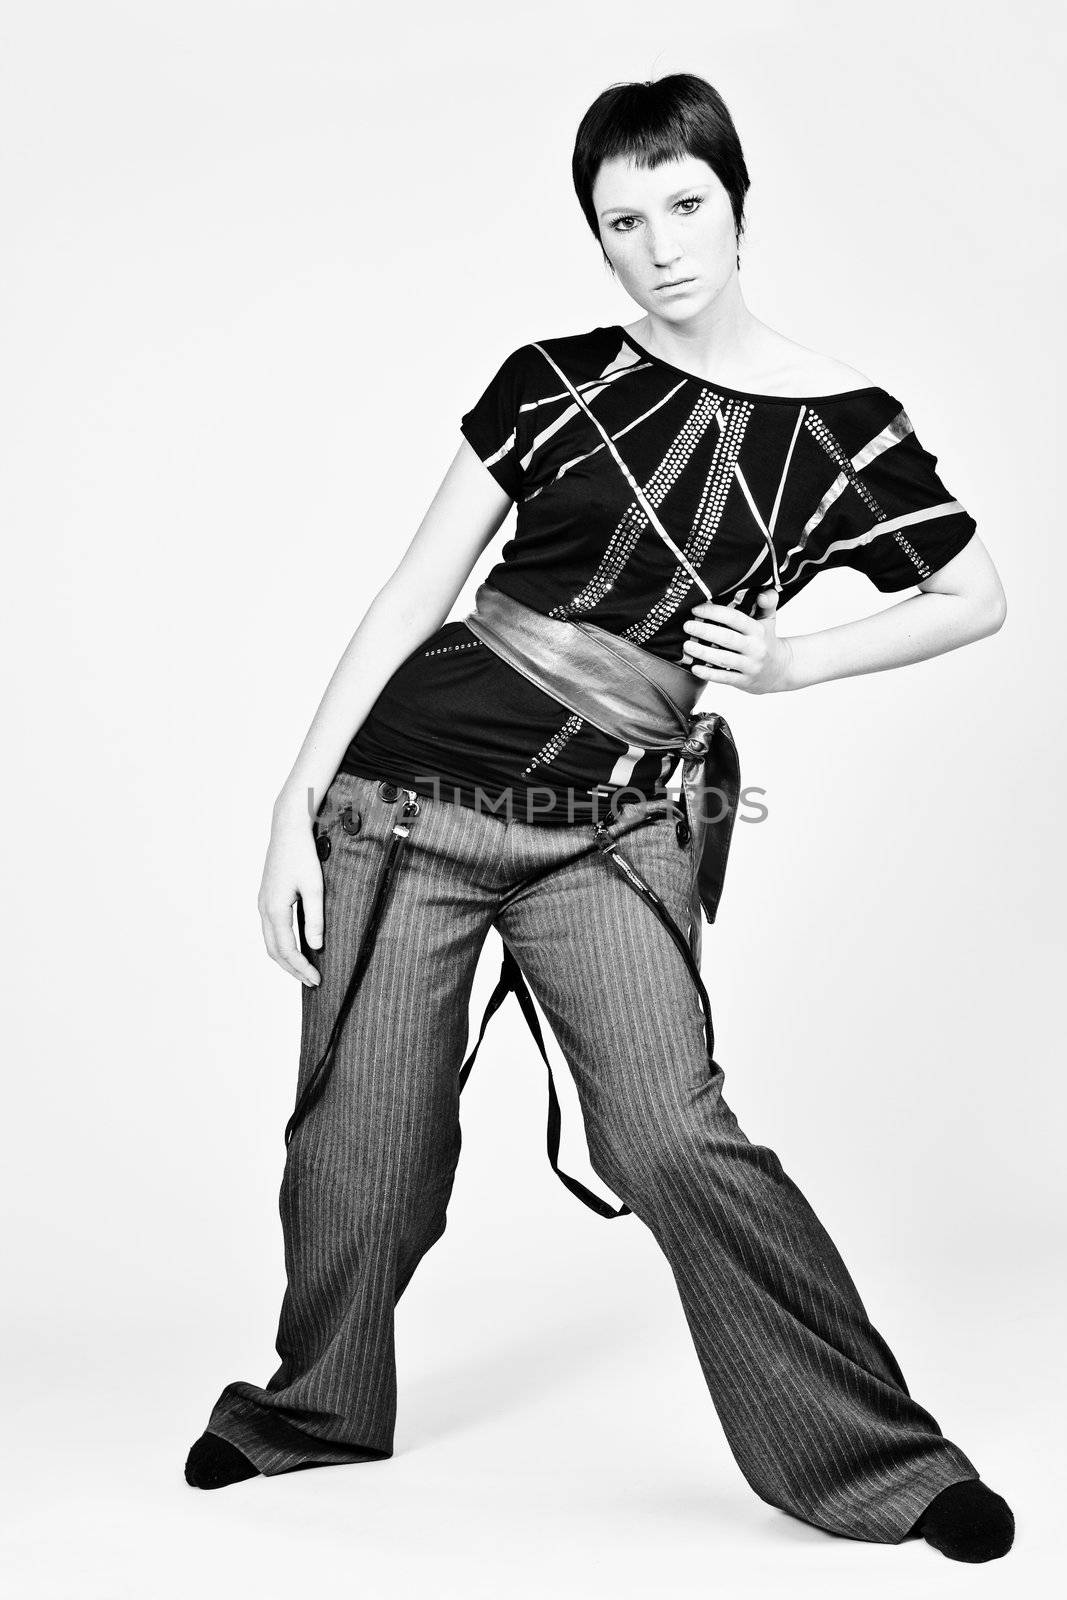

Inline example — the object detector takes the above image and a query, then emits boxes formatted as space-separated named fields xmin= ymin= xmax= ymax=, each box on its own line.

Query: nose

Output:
xmin=645 ymin=224 xmax=684 ymax=267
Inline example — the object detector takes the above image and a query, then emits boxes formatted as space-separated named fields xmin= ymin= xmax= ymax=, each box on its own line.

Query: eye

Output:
xmin=608 ymin=195 xmax=705 ymax=232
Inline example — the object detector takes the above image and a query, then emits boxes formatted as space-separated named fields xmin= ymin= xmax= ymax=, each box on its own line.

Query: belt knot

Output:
xmin=679 ymin=712 xmax=720 ymax=762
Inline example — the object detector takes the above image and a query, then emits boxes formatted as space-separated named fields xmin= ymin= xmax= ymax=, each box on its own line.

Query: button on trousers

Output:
xmin=203 ymin=770 xmax=979 ymax=1542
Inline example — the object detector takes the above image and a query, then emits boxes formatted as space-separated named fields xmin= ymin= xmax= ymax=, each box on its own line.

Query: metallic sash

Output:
xmin=463 ymin=581 xmax=742 ymax=966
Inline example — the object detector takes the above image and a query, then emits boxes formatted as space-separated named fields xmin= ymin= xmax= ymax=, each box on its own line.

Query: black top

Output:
xmin=341 ymin=324 xmax=977 ymax=823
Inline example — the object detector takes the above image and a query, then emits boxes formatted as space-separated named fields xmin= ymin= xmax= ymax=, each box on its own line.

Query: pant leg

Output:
xmin=495 ymin=802 xmax=980 ymax=1544
xmin=204 ymin=774 xmax=501 ymax=1475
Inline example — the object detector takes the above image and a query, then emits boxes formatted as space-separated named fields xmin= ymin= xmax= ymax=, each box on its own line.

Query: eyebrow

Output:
xmin=598 ymin=185 xmax=707 ymax=219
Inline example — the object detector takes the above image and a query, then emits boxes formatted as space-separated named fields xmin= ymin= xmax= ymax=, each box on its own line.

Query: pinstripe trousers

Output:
xmin=204 ymin=769 xmax=980 ymax=1542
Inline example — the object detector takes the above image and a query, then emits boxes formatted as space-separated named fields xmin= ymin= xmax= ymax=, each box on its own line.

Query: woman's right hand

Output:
xmin=257 ymin=804 xmax=324 ymax=987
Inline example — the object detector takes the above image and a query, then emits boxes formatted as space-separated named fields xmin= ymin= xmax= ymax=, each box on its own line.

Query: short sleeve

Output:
xmin=459 ymin=344 xmax=531 ymax=500
xmin=828 ymin=399 xmax=978 ymax=592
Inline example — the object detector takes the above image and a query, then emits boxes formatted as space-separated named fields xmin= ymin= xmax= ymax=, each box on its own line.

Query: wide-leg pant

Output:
xmin=204 ymin=770 xmax=980 ymax=1541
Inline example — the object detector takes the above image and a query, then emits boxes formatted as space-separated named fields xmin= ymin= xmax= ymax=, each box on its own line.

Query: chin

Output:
xmin=648 ymin=294 xmax=708 ymax=321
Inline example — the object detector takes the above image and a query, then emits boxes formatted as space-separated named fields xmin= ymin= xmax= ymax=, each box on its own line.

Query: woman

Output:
xmin=185 ymin=74 xmax=1014 ymax=1563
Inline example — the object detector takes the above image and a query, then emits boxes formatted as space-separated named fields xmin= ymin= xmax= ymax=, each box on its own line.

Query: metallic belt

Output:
xmin=463 ymin=580 xmax=742 ymax=969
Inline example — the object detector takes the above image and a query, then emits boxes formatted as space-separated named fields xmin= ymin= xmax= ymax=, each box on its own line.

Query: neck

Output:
xmin=634 ymin=277 xmax=762 ymax=381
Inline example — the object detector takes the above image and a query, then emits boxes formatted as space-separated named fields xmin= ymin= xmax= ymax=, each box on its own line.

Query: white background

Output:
xmin=2 ymin=2 xmax=1062 ymax=1596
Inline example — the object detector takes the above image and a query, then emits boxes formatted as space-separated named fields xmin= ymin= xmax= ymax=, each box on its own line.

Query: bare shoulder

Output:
xmin=803 ymin=353 xmax=877 ymax=392
xmin=760 ymin=329 xmax=876 ymax=395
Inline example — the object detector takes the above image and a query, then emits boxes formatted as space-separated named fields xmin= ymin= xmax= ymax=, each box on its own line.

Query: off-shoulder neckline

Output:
xmin=610 ymin=325 xmax=887 ymax=407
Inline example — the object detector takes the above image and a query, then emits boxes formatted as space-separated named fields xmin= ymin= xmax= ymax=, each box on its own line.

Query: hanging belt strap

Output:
xmin=459 ymin=938 xmax=625 ymax=1217
xmin=458 ymin=806 xmax=719 ymax=1221
xmin=284 ymin=795 xmax=419 ymax=1149
xmin=284 ymin=797 xmax=721 ymax=1224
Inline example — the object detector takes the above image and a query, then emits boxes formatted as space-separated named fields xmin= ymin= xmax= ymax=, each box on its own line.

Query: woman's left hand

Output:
xmin=681 ymin=589 xmax=794 ymax=694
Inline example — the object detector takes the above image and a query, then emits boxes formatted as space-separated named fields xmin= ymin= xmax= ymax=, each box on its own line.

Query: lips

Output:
xmin=655 ymin=278 xmax=694 ymax=289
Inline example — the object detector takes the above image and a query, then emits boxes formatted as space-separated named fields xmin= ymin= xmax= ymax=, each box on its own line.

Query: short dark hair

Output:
xmin=572 ymin=74 xmax=751 ymax=270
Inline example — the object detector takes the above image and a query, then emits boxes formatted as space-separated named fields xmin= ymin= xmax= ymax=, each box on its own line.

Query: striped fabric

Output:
xmin=204 ymin=772 xmax=980 ymax=1541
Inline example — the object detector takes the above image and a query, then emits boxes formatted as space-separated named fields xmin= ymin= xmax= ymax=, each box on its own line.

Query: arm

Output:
xmin=261 ymin=439 xmax=514 ymax=983
xmin=682 ymin=535 xmax=1005 ymax=695
xmin=271 ymin=438 xmax=513 ymax=822
xmin=779 ymin=533 xmax=1006 ymax=691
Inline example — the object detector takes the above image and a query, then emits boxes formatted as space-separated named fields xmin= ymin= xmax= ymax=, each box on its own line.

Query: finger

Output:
xmin=259 ymin=906 xmax=284 ymax=963
xmin=755 ymin=587 xmax=780 ymax=614
xmin=683 ymin=617 xmax=751 ymax=651
xmin=269 ymin=900 xmax=322 ymax=985
xmin=686 ymin=641 xmax=754 ymax=674
xmin=683 ymin=628 xmax=750 ymax=663
xmin=689 ymin=662 xmax=747 ymax=683
xmin=689 ymin=601 xmax=761 ymax=637
xmin=301 ymin=883 xmax=325 ymax=951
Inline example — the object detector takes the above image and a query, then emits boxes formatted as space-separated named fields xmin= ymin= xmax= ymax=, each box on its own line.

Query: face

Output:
xmin=592 ymin=153 xmax=738 ymax=320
